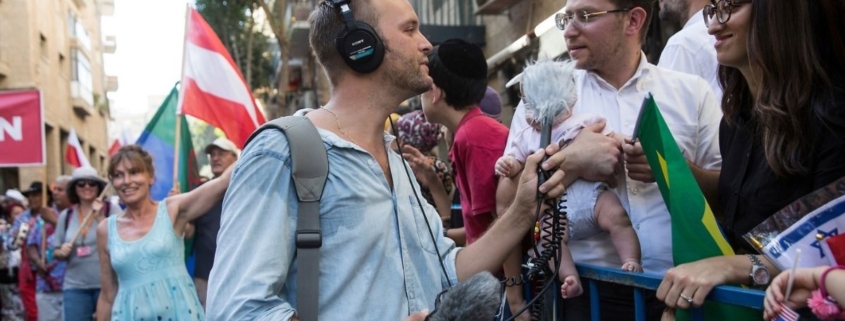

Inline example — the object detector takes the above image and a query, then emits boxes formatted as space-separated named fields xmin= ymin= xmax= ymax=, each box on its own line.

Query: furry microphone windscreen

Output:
xmin=426 ymin=271 xmax=502 ymax=321
xmin=521 ymin=57 xmax=577 ymax=126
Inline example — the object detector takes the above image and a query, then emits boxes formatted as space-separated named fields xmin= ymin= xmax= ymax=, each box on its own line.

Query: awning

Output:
xmin=486 ymin=6 xmax=568 ymax=74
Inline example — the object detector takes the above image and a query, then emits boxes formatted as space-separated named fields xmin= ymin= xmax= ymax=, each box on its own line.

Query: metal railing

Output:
xmin=576 ymin=264 xmax=765 ymax=321
xmin=410 ymin=0 xmax=483 ymax=26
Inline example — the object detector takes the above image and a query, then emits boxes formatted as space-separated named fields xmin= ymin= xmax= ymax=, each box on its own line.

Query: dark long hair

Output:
xmin=719 ymin=0 xmax=845 ymax=177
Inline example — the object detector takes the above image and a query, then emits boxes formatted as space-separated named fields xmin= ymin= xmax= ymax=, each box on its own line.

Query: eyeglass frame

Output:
xmin=555 ymin=7 xmax=633 ymax=30
xmin=703 ymin=0 xmax=752 ymax=27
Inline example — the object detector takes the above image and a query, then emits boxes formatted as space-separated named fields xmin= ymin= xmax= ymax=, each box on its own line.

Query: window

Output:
xmin=68 ymin=12 xmax=91 ymax=51
xmin=59 ymin=53 xmax=66 ymax=77
xmin=71 ymin=49 xmax=93 ymax=105
xmin=40 ymin=34 xmax=47 ymax=60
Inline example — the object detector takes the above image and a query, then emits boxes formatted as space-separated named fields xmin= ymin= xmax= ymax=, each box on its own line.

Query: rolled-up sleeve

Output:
xmin=206 ymin=130 xmax=299 ymax=321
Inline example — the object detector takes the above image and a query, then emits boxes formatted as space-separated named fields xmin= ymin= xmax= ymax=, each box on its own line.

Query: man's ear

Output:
xmin=625 ymin=7 xmax=648 ymax=38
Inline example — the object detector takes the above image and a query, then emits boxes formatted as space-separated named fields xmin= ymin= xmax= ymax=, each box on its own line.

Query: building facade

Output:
xmin=0 ymin=0 xmax=117 ymax=192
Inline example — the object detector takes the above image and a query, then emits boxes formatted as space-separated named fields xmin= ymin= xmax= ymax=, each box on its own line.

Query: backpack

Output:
xmin=243 ymin=116 xmax=329 ymax=321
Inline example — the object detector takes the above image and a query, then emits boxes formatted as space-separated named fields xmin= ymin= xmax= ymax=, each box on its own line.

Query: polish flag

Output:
xmin=179 ymin=8 xmax=266 ymax=148
xmin=108 ymin=129 xmax=134 ymax=156
xmin=66 ymin=128 xmax=90 ymax=168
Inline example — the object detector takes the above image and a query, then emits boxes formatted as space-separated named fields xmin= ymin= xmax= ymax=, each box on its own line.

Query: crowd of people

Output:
xmin=1 ymin=0 xmax=844 ymax=320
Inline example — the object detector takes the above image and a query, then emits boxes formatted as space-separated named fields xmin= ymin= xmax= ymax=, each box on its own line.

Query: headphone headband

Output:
xmin=329 ymin=0 xmax=357 ymax=31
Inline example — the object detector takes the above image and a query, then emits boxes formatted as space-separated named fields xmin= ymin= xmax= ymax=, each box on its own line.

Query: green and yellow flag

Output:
xmin=634 ymin=93 xmax=759 ymax=320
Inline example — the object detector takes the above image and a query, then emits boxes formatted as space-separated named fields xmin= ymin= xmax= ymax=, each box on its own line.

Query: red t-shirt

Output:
xmin=449 ymin=107 xmax=508 ymax=244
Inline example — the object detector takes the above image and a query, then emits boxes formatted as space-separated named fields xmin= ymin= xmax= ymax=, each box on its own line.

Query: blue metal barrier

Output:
xmin=575 ymin=264 xmax=765 ymax=321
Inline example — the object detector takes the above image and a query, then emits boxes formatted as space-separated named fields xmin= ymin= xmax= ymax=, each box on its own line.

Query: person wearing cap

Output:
xmin=505 ymin=0 xmax=722 ymax=318
xmin=478 ymin=86 xmax=503 ymax=122
xmin=52 ymin=166 xmax=121 ymax=321
xmin=9 ymin=181 xmax=60 ymax=321
xmin=419 ymin=38 xmax=529 ymax=320
xmin=191 ymin=137 xmax=239 ymax=309
xmin=206 ymin=2 xmax=568 ymax=320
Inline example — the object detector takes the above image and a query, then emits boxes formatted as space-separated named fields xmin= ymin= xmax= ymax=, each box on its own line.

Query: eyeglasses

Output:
xmin=703 ymin=0 xmax=752 ymax=27
xmin=76 ymin=180 xmax=98 ymax=188
xmin=556 ymin=8 xmax=632 ymax=30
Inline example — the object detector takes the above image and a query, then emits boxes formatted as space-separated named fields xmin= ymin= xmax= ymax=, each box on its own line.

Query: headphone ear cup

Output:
xmin=335 ymin=21 xmax=385 ymax=73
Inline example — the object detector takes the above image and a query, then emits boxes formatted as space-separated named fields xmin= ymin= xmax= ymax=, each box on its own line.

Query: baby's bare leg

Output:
xmin=594 ymin=190 xmax=642 ymax=272
xmin=556 ymin=234 xmax=583 ymax=298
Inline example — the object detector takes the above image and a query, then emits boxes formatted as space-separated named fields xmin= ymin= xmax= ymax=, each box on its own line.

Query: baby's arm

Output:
xmin=594 ymin=190 xmax=643 ymax=272
xmin=495 ymin=155 xmax=524 ymax=178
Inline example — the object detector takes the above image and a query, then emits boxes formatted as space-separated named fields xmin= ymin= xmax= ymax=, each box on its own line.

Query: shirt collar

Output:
xmin=455 ymin=107 xmax=484 ymax=133
xmin=685 ymin=9 xmax=706 ymax=30
xmin=585 ymin=52 xmax=653 ymax=93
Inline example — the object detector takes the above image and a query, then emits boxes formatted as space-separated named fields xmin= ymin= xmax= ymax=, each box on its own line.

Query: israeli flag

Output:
xmin=763 ymin=195 xmax=845 ymax=271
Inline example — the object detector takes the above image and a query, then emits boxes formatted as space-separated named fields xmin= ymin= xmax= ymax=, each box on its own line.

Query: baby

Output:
xmin=495 ymin=58 xmax=642 ymax=299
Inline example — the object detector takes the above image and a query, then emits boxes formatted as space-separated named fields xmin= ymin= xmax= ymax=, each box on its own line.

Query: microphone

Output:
xmin=426 ymin=271 xmax=502 ymax=321
xmin=520 ymin=57 xmax=578 ymax=188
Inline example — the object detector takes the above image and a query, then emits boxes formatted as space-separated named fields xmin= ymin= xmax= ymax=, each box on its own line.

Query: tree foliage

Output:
xmin=194 ymin=0 xmax=275 ymax=93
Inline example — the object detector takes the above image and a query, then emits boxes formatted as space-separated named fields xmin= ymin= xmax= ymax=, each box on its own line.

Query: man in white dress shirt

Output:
xmin=658 ymin=0 xmax=722 ymax=99
xmin=507 ymin=0 xmax=723 ymax=319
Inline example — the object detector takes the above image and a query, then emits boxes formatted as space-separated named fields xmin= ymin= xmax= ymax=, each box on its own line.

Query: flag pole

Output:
xmin=172 ymin=3 xmax=191 ymax=192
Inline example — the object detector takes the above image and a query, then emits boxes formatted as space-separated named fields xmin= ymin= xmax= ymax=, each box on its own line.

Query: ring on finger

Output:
xmin=679 ymin=294 xmax=693 ymax=303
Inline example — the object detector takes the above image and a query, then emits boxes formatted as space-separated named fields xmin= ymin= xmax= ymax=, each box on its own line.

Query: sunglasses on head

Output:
xmin=76 ymin=180 xmax=99 ymax=188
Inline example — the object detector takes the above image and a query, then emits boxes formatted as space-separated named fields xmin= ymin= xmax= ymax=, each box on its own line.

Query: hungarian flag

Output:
xmin=634 ymin=93 xmax=758 ymax=320
xmin=66 ymin=128 xmax=90 ymax=168
xmin=179 ymin=7 xmax=266 ymax=148
xmin=136 ymin=85 xmax=200 ymax=201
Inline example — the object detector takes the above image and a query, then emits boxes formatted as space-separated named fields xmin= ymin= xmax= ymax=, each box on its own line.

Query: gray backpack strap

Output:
xmin=245 ymin=116 xmax=328 ymax=321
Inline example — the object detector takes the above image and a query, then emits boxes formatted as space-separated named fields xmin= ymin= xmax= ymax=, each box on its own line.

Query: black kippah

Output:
xmin=435 ymin=39 xmax=487 ymax=80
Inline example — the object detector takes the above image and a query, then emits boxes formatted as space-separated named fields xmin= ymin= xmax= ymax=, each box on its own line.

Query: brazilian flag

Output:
xmin=634 ymin=93 xmax=759 ymax=320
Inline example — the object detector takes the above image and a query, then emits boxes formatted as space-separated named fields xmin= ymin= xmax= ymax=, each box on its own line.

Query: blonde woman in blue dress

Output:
xmin=95 ymin=145 xmax=233 ymax=320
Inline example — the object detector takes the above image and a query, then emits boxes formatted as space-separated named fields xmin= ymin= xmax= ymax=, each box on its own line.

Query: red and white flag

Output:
xmin=108 ymin=129 xmax=134 ymax=156
xmin=179 ymin=8 xmax=266 ymax=148
xmin=66 ymin=128 xmax=90 ymax=168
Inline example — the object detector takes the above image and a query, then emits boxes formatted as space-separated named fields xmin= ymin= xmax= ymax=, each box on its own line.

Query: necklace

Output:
xmin=321 ymin=108 xmax=357 ymax=144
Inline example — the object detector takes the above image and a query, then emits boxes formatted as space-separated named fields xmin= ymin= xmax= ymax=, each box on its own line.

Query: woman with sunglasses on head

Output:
xmin=53 ymin=166 xmax=122 ymax=321
xmin=656 ymin=0 xmax=845 ymax=316
xmin=95 ymin=145 xmax=232 ymax=320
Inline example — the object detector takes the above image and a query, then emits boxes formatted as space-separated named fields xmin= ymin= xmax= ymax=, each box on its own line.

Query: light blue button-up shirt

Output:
xmin=207 ymin=127 xmax=460 ymax=320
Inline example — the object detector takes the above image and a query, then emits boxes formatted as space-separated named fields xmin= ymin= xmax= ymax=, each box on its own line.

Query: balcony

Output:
xmin=71 ymin=81 xmax=94 ymax=117
xmin=103 ymin=36 xmax=116 ymax=54
xmin=99 ymin=0 xmax=114 ymax=16
xmin=106 ymin=75 xmax=118 ymax=92
xmin=475 ymin=0 xmax=526 ymax=15
xmin=410 ymin=0 xmax=486 ymax=46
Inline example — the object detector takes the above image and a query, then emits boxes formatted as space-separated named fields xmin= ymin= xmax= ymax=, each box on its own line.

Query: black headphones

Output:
xmin=328 ymin=0 xmax=385 ymax=73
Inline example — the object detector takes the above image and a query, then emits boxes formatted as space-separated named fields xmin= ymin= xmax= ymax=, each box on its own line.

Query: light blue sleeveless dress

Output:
xmin=108 ymin=201 xmax=204 ymax=320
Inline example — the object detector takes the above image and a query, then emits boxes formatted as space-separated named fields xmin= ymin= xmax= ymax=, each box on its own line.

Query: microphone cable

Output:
xmin=389 ymin=117 xmax=454 ymax=289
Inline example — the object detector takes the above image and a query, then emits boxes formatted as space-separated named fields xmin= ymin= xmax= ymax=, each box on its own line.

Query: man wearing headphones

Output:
xmin=207 ymin=0 xmax=569 ymax=320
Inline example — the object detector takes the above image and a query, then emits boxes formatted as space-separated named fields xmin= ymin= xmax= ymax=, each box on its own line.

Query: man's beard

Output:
xmin=383 ymin=46 xmax=432 ymax=96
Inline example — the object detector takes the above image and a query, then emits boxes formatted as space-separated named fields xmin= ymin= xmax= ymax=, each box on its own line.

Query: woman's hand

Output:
xmin=656 ymin=257 xmax=735 ymax=309
xmin=53 ymin=242 xmax=73 ymax=260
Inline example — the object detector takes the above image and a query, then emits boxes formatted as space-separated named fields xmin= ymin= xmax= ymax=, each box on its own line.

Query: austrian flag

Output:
xmin=179 ymin=8 xmax=266 ymax=148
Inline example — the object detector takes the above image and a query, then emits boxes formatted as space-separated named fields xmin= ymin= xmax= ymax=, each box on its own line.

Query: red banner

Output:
xmin=0 ymin=89 xmax=44 ymax=166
